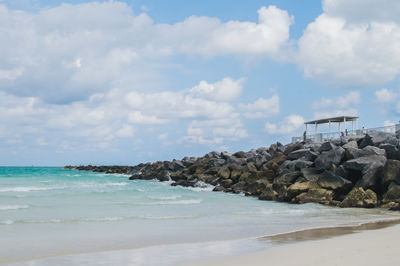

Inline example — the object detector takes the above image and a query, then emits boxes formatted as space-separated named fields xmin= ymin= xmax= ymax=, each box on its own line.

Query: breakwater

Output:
xmin=66 ymin=130 xmax=400 ymax=209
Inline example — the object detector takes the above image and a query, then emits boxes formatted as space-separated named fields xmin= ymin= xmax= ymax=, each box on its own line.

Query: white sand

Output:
xmin=181 ymin=224 xmax=400 ymax=266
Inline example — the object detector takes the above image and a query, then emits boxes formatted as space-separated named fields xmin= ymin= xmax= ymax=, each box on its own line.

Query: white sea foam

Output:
xmin=84 ymin=217 xmax=124 ymax=222
xmin=147 ymin=195 xmax=182 ymax=200
xmin=148 ymin=199 xmax=202 ymax=205
xmin=0 ymin=186 xmax=64 ymax=192
xmin=0 ymin=220 xmax=14 ymax=225
xmin=0 ymin=204 xmax=29 ymax=211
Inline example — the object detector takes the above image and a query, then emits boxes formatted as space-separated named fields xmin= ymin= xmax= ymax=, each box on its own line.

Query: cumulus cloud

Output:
xmin=297 ymin=0 xmax=400 ymax=87
xmin=239 ymin=94 xmax=280 ymax=119
xmin=312 ymin=91 xmax=360 ymax=119
xmin=265 ymin=115 xmax=305 ymax=134
xmin=189 ymin=77 xmax=244 ymax=102
xmin=375 ymin=88 xmax=397 ymax=103
xmin=0 ymin=2 xmax=292 ymax=103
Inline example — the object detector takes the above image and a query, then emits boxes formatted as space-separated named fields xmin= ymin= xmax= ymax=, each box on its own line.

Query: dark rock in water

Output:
xmin=274 ymin=171 xmax=301 ymax=186
xmin=319 ymin=142 xmax=336 ymax=153
xmin=220 ymin=178 xmax=233 ymax=188
xmin=340 ymin=187 xmax=378 ymax=208
xmin=382 ymin=182 xmax=400 ymax=203
xmin=293 ymin=188 xmax=333 ymax=204
xmin=213 ymin=185 xmax=225 ymax=192
xmin=276 ymin=185 xmax=290 ymax=202
xmin=315 ymin=147 xmax=345 ymax=171
xmin=301 ymin=168 xmax=322 ymax=182
xmin=287 ymin=149 xmax=318 ymax=161
xmin=258 ymin=185 xmax=278 ymax=201
xmin=244 ymin=179 xmax=270 ymax=196
xmin=172 ymin=179 xmax=198 ymax=187
xmin=380 ymin=144 xmax=400 ymax=160
xmin=286 ymin=181 xmax=319 ymax=199
xmin=382 ymin=160 xmax=400 ymax=187
xmin=317 ymin=171 xmax=353 ymax=193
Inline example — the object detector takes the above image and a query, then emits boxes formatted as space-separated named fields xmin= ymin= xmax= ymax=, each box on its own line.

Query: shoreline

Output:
xmin=181 ymin=219 xmax=400 ymax=266
xmin=6 ymin=218 xmax=400 ymax=266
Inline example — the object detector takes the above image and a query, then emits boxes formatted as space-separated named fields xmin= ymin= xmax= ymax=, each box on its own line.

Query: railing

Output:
xmin=292 ymin=124 xmax=400 ymax=143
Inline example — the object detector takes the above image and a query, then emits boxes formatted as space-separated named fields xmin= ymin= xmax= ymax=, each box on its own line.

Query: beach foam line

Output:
xmin=0 ymin=186 xmax=65 ymax=192
xmin=0 ymin=204 xmax=29 ymax=211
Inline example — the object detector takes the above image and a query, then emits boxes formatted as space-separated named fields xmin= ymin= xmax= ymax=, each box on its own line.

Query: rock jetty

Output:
xmin=66 ymin=130 xmax=400 ymax=210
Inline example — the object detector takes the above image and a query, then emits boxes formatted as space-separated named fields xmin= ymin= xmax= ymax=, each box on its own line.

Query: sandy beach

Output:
xmin=181 ymin=221 xmax=400 ymax=266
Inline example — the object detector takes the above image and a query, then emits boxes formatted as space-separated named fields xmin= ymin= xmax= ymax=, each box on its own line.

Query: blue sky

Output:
xmin=1 ymin=0 xmax=400 ymax=166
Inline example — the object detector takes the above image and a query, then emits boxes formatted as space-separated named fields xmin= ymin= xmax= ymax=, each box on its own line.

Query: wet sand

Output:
xmin=181 ymin=219 xmax=400 ymax=266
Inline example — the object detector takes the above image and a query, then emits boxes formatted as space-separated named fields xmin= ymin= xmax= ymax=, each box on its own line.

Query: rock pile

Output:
xmin=66 ymin=130 xmax=400 ymax=210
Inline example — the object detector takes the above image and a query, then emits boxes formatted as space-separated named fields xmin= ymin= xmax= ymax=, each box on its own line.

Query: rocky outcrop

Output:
xmin=66 ymin=131 xmax=400 ymax=210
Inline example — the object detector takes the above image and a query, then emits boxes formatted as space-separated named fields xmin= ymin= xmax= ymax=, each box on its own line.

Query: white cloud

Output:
xmin=323 ymin=0 xmax=400 ymax=24
xmin=184 ymin=117 xmax=248 ymax=145
xmin=116 ymin=124 xmax=135 ymax=137
xmin=375 ymin=88 xmax=397 ymax=103
xmin=189 ymin=77 xmax=244 ymax=102
xmin=297 ymin=2 xmax=400 ymax=87
xmin=0 ymin=3 xmax=292 ymax=103
xmin=312 ymin=91 xmax=360 ymax=119
xmin=265 ymin=115 xmax=305 ymax=134
xmin=239 ymin=94 xmax=280 ymax=119
xmin=383 ymin=120 xmax=396 ymax=127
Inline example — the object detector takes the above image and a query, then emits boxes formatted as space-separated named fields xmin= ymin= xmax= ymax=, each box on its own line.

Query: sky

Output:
xmin=1 ymin=0 xmax=400 ymax=166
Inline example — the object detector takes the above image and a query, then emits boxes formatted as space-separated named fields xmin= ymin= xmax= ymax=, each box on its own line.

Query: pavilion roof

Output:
xmin=305 ymin=116 xmax=358 ymax=125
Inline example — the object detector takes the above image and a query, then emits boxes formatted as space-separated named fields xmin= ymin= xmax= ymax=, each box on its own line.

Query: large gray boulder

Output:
xmin=343 ymin=155 xmax=386 ymax=189
xmin=314 ymin=147 xmax=345 ymax=171
xmin=319 ymin=142 xmax=336 ymax=153
xmin=287 ymin=149 xmax=318 ymax=161
xmin=358 ymin=134 xmax=373 ymax=149
xmin=380 ymin=144 xmax=400 ymax=160
xmin=382 ymin=182 xmax=400 ymax=203
xmin=301 ymin=168 xmax=322 ymax=182
xmin=344 ymin=146 xmax=385 ymax=161
xmin=317 ymin=171 xmax=353 ymax=193
xmin=286 ymin=181 xmax=320 ymax=199
xmin=273 ymin=171 xmax=301 ymax=186
xmin=293 ymin=188 xmax=333 ymax=204
xmin=382 ymin=160 xmax=400 ymax=187
xmin=368 ymin=130 xmax=398 ymax=146
xmin=343 ymin=141 xmax=358 ymax=150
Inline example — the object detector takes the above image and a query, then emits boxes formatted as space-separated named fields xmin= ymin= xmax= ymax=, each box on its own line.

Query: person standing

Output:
xmin=303 ymin=131 xmax=306 ymax=142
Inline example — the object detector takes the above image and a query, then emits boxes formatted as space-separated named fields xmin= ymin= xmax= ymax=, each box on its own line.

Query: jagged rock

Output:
xmin=380 ymin=144 xmax=400 ymax=160
xmin=213 ymin=185 xmax=225 ymax=192
xmin=396 ymin=129 xmax=400 ymax=139
xmin=244 ymin=179 xmax=271 ymax=196
xmin=368 ymin=130 xmax=398 ymax=146
xmin=265 ymin=152 xmax=287 ymax=172
xmin=345 ymin=146 xmax=386 ymax=161
xmin=274 ymin=171 xmax=301 ymax=185
xmin=233 ymin=151 xmax=246 ymax=158
xmin=343 ymin=141 xmax=358 ymax=150
xmin=246 ymin=162 xmax=258 ymax=173
xmin=220 ymin=179 xmax=233 ymax=188
xmin=382 ymin=160 xmax=400 ymax=187
xmin=276 ymin=185 xmax=290 ymax=202
xmin=172 ymin=179 xmax=198 ymax=187
xmin=319 ymin=142 xmax=336 ymax=153
xmin=317 ymin=171 xmax=353 ymax=193
xmin=286 ymin=181 xmax=320 ymax=199
xmin=293 ymin=188 xmax=333 ymax=204
xmin=301 ymin=168 xmax=322 ymax=182
xmin=254 ymin=155 xmax=269 ymax=169
xmin=205 ymin=151 xmax=221 ymax=159
xmin=258 ymin=185 xmax=278 ymax=201
xmin=217 ymin=166 xmax=231 ymax=179
xmin=293 ymin=159 xmax=313 ymax=170
xmin=340 ymin=187 xmax=378 ymax=208
xmin=358 ymin=134 xmax=373 ymax=149
xmin=287 ymin=149 xmax=318 ymax=161
xmin=382 ymin=182 xmax=400 ymax=203
xmin=207 ymin=158 xmax=226 ymax=168
xmin=335 ymin=165 xmax=349 ymax=179
xmin=283 ymin=142 xmax=304 ymax=156
xmin=304 ymin=143 xmax=322 ymax=153
xmin=343 ymin=155 xmax=386 ymax=189
xmin=314 ymin=147 xmax=345 ymax=171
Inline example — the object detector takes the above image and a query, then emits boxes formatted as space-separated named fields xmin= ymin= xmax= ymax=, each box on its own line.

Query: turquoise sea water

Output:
xmin=1 ymin=167 xmax=400 ymax=265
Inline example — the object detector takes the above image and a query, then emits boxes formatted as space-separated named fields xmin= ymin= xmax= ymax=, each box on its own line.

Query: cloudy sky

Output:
xmin=1 ymin=0 xmax=400 ymax=166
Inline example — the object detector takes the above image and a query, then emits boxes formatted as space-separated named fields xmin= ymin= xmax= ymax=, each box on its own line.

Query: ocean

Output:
xmin=1 ymin=167 xmax=400 ymax=265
